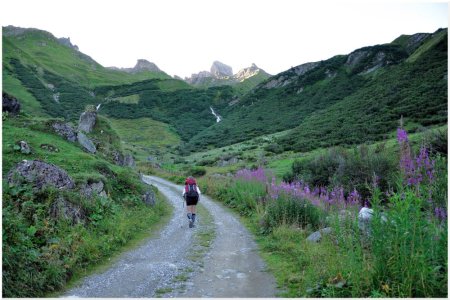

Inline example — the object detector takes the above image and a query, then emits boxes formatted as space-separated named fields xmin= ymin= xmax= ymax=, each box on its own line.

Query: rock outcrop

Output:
xmin=108 ymin=59 xmax=162 ymax=74
xmin=17 ymin=141 xmax=31 ymax=154
xmin=306 ymin=227 xmax=333 ymax=243
xmin=52 ymin=121 xmax=78 ymax=142
xmin=80 ymin=181 xmax=107 ymax=198
xmin=123 ymin=154 xmax=136 ymax=167
xmin=78 ymin=111 xmax=97 ymax=133
xmin=234 ymin=63 xmax=261 ymax=81
xmin=57 ymin=37 xmax=79 ymax=51
xmin=210 ymin=61 xmax=233 ymax=78
xmin=50 ymin=196 xmax=85 ymax=224
xmin=77 ymin=132 xmax=96 ymax=153
xmin=185 ymin=61 xmax=270 ymax=87
xmin=142 ymin=189 xmax=156 ymax=206
xmin=7 ymin=160 xmax=75 ymax=191
xmin=2 ymin=92 xmax=21 ymax=115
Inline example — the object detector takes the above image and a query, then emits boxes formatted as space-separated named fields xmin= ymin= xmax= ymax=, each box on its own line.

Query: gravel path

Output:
xmin=63 ymin=175 xmax=277 ymax=297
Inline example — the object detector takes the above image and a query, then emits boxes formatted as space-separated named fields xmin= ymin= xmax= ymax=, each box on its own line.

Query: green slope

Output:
xmin=185 ymin=28 xmax=447 ymax=153
xmin=3 ymin=26 xmax=171 ymax=88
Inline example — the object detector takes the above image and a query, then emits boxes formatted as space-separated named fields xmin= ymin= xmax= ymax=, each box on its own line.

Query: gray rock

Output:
xmin=217 ymin=157 xmax=239 ymax=167
xmin=52 ymin=121 xmax=77 ymax=142
xmin=346 ymin=50 xmax=369 ymax=67
xmin=80 ymin=181 xmax=107 ymax=198
xmin=210 ymin=61 xmax=233 ymax=77
xmin=113 ymin=150 xmax=125 ymax=166
xmin=2 ymin=92 xmax=21 ymax=115
xmin=18 ymin=141 xmax=31 ymax=154
xmin=77 ymin=132 xmax=96 ymax=153
xmin=108 ymin=59 xmax=162 ymax=74
xmin=78 ymin=111 xmax=97 ymax=133
xmin=57 ymin=37 xmax=79 ymax=51
xmin=142 ymin=189 xmax=156 ymax=206
xmin=358 ymin=207 xmax=373 ymax=236
xmin=306 ymin=227 xmax=333 ymax=243
xmin=7 ymin=160 xmax=75 ymax=191
xmin=124 ymin=154 xmax=135 ymax=167
xmin=292 ymin=62 xmax=319 ymax=76
xmin=49 ymin=196 xmax=85 ymax=224
xmin=40 ymin=143 xmax=60 ymax=152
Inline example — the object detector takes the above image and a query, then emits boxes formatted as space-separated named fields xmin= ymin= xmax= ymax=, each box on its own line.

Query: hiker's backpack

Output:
xmin=185 ymin=179 xmax=199 ymax=199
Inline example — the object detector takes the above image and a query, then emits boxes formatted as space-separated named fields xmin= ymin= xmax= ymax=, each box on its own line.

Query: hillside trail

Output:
xmin=63 ymin=175 xmax=277 ymax=297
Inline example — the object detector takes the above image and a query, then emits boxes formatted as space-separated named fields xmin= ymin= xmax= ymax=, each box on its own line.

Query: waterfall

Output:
xmin=210 ymin=106 xmax=222 ymax=123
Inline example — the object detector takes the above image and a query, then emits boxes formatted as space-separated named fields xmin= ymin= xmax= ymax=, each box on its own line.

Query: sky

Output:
xmin=1 ymin=0 xmax=448 ymax=78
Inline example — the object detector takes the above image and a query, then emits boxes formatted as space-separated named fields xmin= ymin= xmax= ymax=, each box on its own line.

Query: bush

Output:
xmin=283 ymin=146 xmax=397 ymax=201
xmin=262 ymin=195 xmax=323 ymax=233
xmin=186 ymin=166 xmax=206 ymax=177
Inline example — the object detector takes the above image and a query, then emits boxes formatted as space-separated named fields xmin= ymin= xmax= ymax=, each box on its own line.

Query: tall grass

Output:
xmin=197 ymin=128 xmax=447 ymax=297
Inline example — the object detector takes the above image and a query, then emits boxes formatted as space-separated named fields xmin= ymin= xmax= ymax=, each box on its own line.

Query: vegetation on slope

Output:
xmin=185 ymin=29 xmax=447 ymax=153
xmin=2 ymin=112 xmax=170 ymax=297
xmin=3 ymin=27 xmax=171 ymax=88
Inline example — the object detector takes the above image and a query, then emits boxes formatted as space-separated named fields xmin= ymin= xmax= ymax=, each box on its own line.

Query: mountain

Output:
xmin=185 ymin=61 xmax=271 ymax=93
xmin=3 ymin=25 xmax=447 ymax=156
xmin=107 ymin=59 xmax=165 ymax=74
xmin=2 ymin=25 xmax=187 ymax=118
xmin=184 ymin=28 xmax=448 ymax=153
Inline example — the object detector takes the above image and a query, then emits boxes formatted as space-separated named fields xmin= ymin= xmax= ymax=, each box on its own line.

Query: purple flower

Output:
xmin=434 ymin=207 xmax=447 ymax=221
xmin=397 ymin=128 xmax=409 ymax=143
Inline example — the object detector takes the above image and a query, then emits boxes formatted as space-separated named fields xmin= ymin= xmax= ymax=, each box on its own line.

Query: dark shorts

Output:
xmin=185 ymin=195 xmax=199 ymax=206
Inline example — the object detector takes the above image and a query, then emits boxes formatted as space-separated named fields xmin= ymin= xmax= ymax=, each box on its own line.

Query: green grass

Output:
xmin=107 ymin=117 xmax=181 ymax=162
xmin=111 ymin=94 xmax=140 ymax=104
xmin=2 ymin=72 xmax=47 ymax=116
xmin=407 ymin=28 xmax=447 ymax=63
xmin=2 ymin=113 xmax=172 ymax=297
xmin=3 ymin=29 xmax=171 ymax=89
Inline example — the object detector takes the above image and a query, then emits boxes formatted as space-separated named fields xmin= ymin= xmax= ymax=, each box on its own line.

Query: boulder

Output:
xmin=358 ymin=207 xmax=373 ymax=236
xmin=80 ymin=181 xmax=107 ymax=198
xmin=52 ymin=121 xmax=77 ymax=142
xmin=142 ymin=189 xmax=156 ymax=206
xmin=40 ymin=143 xmax=59 ymax=152
xmin=17 ymin=141 xmax=31 ymax=154
xmin=217 ymin=156 xmax=239 ymax=167
xmin=49 ymin=196 xmax=85 ymax=224
xmin=77 ymin=132 xmax=96 ymax=153
xmin=7 ymin=160 xmax=75 ymax=191
xmin=2 ymin=92 xmax=21 ymax=115
xmin=78 ymin=111 xmax=97 ymax=133
xmin=123 ymin=154 xmax=135 ymax=167
xmin=306 ymin=227 xmax=333 ymax=243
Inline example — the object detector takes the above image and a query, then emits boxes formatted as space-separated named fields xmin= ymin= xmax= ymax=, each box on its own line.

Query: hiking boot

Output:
xmin=189 ymin=220 xmax=194 ymax=228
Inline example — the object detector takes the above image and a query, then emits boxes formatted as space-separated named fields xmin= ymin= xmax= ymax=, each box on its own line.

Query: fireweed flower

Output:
xmin=235 ymin=167 xmax=362 ymax=210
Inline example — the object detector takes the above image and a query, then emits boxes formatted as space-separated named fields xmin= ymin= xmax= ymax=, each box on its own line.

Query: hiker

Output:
xmin=182 ymin=176 xmax=201 ymax=228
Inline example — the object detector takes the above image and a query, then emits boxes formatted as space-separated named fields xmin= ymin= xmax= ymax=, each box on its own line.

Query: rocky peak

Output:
xmin=107 ymin=59 xmax=162 ymax=74
xmin=234 ymin=63 xmax=265 ymax=81
xmin=57 ymin=37 xmax=79 ymax=51
xmin=210 ymin=61 xmax=233 ymax=78
xmin=132 ymin=59 xmax=161 ymax=73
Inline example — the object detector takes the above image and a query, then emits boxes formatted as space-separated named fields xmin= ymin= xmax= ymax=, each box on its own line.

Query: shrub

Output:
xmin=186 ymin=166 xmax=207 ymax=177
xmin=262 ymin=194 xmax=323 ymax=233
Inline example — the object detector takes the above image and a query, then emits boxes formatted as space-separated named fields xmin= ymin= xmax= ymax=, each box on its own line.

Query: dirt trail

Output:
xmin=63 ymin=175 xmax=277 ymax=297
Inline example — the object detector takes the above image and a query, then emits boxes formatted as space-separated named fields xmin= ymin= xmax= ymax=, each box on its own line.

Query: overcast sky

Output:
xmin=1 ymin=0 xmax=448 ymax=78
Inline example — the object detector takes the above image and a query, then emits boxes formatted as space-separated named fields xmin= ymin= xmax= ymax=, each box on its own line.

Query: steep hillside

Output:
xmin=185 ymin=28 xmax=447 ymax=153
xmin=2 ymin=110 xmax=169 ymax=297
xmin=95 ymin=81 xmax=235 ymax=143
xmin=3 ymin=26 xmax=171 ymax=88
xmin=3 ymin=26 xmax=190 ymax=121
